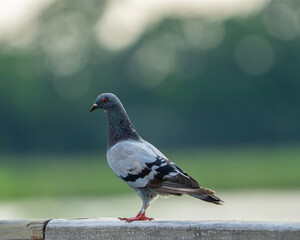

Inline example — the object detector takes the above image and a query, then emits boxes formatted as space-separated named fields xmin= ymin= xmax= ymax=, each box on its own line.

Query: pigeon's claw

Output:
xmin=119 ymin=211 xmax=154 ymax=222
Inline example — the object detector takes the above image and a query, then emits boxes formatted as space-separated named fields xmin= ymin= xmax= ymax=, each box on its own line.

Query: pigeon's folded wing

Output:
xmin=146 ymin=161 xmax=209 ymax=195
xmin=107 ymin=140 xmax=170 ymax=188
xmin=107 ymin=139 xmax=211 ymax=195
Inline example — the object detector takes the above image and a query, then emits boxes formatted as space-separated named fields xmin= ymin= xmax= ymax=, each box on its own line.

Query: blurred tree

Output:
xmin=0 ymin=0 xmax=300 ymax=154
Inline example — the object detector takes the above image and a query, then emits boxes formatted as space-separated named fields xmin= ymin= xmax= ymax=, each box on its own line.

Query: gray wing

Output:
xmin=141 ymin=139 xmax=202 ymax=193
xmin=107 ymin=139 xmax=202 ymax=194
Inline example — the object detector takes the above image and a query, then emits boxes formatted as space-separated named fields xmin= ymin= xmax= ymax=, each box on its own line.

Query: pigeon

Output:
xmin=90 ymin=93 xmax=223 ymax=222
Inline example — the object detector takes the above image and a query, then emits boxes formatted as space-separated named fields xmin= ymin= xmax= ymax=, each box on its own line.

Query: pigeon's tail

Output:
xmin=189 ymin=187 xmax=224 ymax=205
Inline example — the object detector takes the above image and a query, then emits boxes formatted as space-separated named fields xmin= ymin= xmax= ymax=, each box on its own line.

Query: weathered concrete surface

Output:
xmin=0 ymin=218 xmax=299 ymax=239
xmin=45 ymin=218 xmax=300 ymax=240
xmin=0 ymin=219 xmax=49 ymax=240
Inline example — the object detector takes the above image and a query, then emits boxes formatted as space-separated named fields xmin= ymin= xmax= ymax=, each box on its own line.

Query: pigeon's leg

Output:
xmin=118 ymin=211 xmax=141 ymax=221
xmin=119 ymin=202 xmax=153 ymax=222
xmin=119 ymin=188 xmax=156 ymax=222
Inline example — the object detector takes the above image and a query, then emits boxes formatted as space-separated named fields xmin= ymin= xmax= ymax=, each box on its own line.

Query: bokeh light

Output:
xmin=263 ymin=2 xmax=300 ymax=41
xmin=183 ymin=20 xmax=224 ymax=50
xmin=127 ymin=38 xmax=177 ymax=89
xmin=235 ymin=35 xmax=274 ymax=76
xmin=40 ymin=13 xmax=88 ymax=76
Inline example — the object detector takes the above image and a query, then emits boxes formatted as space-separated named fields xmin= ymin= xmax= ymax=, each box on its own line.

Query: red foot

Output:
xmin=119 ymin=211 xmax=154 ymax=222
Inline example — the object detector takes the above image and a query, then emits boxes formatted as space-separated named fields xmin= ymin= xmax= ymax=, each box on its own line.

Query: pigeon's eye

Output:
xmin=102 ymin=98 xmax=108 ymax=103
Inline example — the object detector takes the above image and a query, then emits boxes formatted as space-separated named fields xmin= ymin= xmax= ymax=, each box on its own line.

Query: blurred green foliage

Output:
xmin=0 ymin=145 xmax=299 ymax=199
xmin=0 ymin=0 xmax=300 ymax=154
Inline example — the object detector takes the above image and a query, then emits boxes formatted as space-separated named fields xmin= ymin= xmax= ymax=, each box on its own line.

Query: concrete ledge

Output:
xmin=1 ymin=218 xmax=300 ymax=240
xmin=0 ymin=219 xmax=50 ymax=240
xmin=46 ymin=218 xmax=300 ymax=240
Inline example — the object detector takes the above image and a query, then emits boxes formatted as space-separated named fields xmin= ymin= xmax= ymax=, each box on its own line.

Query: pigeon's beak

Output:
xmin=90 ymin=104 xmax=98 ymax=112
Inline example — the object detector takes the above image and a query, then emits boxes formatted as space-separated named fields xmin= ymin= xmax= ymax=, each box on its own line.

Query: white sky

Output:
xmin=0 ymin=0 xmax=270 ymax=49
xmin=0 ymin=0 xmax=55 ymax=41
xmin=95 ymin=0 xmax=270 ymax=50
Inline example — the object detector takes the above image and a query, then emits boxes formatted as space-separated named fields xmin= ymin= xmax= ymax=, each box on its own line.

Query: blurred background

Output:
xmin=0 ymin=0 xmax=300 ymax=221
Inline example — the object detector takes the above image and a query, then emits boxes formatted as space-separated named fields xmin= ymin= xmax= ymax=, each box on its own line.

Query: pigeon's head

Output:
xmin=90 ymin=93 xmax=122 ymax=112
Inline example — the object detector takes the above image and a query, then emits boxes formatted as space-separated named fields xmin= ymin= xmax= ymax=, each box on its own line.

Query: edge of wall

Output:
xmin=1 ymin=218 xmax=300 ymax=240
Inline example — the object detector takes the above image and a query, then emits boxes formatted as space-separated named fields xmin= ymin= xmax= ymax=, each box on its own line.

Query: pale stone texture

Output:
xmin=45 ymin=218 xmax=300 ymax=240
xmin=0 ymin=219 xmax=49 ymax=240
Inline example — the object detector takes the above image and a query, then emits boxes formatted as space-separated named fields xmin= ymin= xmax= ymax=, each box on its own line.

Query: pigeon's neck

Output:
xmin=106 ymin=107 xmax=140 ymax=148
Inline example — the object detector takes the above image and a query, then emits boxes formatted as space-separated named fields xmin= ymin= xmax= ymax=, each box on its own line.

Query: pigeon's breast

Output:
xmin=106 ymin=139 xmax=159 ymax=187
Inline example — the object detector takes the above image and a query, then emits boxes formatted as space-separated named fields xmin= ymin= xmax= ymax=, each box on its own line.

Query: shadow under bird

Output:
xmin=90 ymin=93 xmax=223 ymax=222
